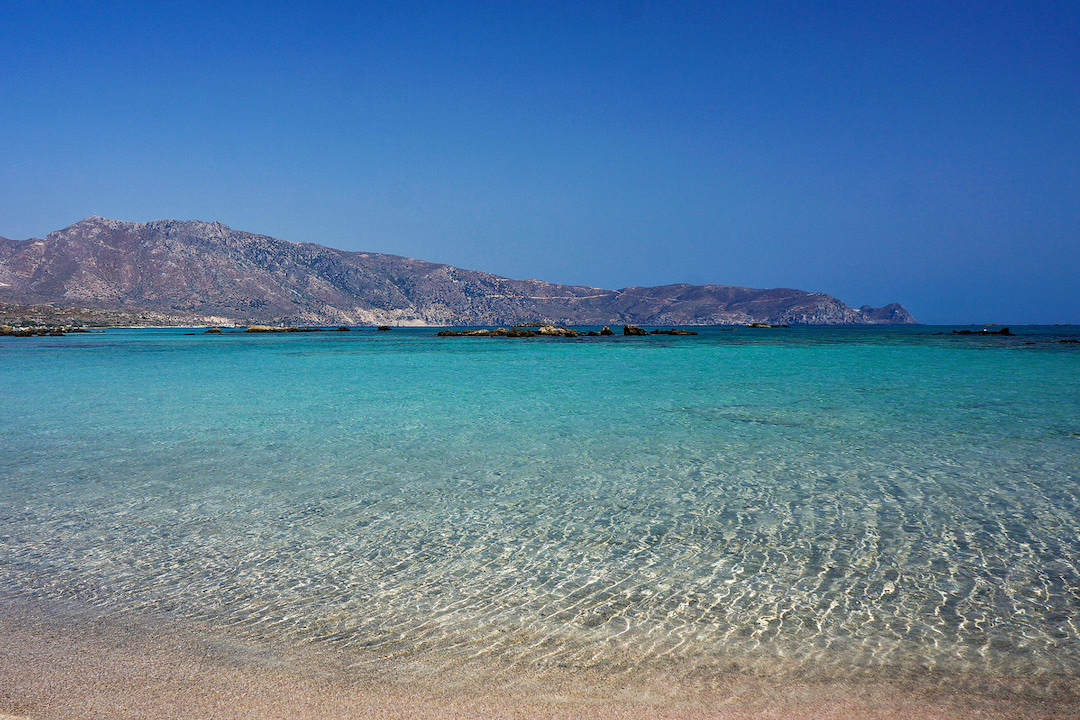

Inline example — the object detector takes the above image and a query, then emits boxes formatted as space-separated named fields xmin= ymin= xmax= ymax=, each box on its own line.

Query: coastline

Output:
xmin=1 ymin=600 xmax=1074 ymax=720
xmin=3 ymin=327 xmax=1078 ymax=718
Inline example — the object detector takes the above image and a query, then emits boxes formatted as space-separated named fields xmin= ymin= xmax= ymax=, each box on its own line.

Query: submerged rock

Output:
xmin=244 ymin=325 xmax=323 ymax=333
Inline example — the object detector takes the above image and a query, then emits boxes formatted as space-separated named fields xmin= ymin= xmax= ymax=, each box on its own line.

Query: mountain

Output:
xmin=0 ymin=217 xmax=916 ymax=326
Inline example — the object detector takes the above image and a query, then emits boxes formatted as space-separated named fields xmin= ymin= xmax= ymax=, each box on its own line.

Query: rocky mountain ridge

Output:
xmin=0 ymin=217 xmax=916 ymax=326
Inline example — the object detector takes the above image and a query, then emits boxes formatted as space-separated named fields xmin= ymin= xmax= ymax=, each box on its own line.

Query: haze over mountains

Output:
xmin=0 ymin=217 xmax=915 ymax=327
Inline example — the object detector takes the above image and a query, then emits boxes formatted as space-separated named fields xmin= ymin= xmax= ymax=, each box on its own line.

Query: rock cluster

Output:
xmin=243 ymin=325 xmax=324 ymax=333
xmin=437 ymin=324 xmax=578 ymax=338
xmin=436 ymin=323 xmax=700 ymax=338
xmin=1 ymin=324 xmax=89 ymax=336
xmin=622 ymin=325 xmax=698 ymax=336
xmin=953 ymin=328 xmax=1012 ymax=336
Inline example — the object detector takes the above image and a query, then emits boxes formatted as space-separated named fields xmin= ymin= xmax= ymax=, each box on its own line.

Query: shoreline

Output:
xmin=3 ymin=327 xmax=1079 ymax=719
xmin=2 ymin=601 xmax=1074 ymax=720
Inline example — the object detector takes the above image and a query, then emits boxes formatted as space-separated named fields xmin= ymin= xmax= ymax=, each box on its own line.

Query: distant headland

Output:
xmin=0 ymin=217 xmax=916 ymax=327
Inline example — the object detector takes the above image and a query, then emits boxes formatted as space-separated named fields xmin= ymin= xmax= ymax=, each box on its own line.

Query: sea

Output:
xmin=2 ymin=325 xmax=1079 ymax=711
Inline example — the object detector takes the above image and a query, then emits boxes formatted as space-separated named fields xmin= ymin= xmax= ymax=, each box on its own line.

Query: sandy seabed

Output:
xmin=0 ymin=603 xmax=1076 ymax=720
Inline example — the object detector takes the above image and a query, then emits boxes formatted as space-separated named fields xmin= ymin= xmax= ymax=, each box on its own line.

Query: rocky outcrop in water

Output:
xmin=953 ymin=327 xmax=1012 ymax=336
xmin=437 ymin=324 xmax=578 ymax=338
xmin=1 ymin=324 xmax=70 ymax=336
xmin=243 ymin=325 xmax=323 ymax=333
xmin=0 ymin=217 xmax=918 ymax=327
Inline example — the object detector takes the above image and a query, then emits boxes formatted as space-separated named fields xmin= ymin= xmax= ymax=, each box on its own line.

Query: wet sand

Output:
xmin=1 ymin=603 xmax=1075 ymax=720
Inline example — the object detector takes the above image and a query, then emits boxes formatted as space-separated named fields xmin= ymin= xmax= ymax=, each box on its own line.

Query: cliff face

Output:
xmin=0 ymin=217 xmax=917 ymax=326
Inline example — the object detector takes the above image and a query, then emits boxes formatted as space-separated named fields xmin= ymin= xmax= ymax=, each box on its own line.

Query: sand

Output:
xmin=0 ymin=603 xmax=1075 ymax=720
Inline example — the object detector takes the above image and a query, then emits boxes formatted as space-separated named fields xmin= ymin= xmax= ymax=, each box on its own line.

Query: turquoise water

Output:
xmin=2 ymin=326 xmax=1079 ymax=689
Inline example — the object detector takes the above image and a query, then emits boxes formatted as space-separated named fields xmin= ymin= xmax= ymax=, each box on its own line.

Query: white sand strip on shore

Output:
xmin=1 ymin=605 xmax=1074 ymax=720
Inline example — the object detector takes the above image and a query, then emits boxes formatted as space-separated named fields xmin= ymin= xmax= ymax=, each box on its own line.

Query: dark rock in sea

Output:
xmin=747 ymin=323 xmax=787 ymax=328
xmin=1059 ymin=339 xmax=1079 ymax=344
xmin=335 ymin=326 xmax=351 ymax=331
xmin=244 ymin=325 xmax=324 ymax=333
xmin=507 ymin=322 xmax=577 ymax=336
xmin=623 ymin=324 xmax=649 ymax=336
xmin=1 ymin=324 xmax=70 ymax=336
xmin=534 ymin=324 xmax=577 ymax=337
xmin=503 ymin=327 xmax=536 ymax=337
xmin=437 ymin=323 xmax=577 ymax=338
xmin=599 ymin=326 xmax=615 ymax=336
xmin=953 ymin=328 xmax=1012 ymax=336
xmin=376 ymin=326 xmax=392 ymax=331
xmin=204 ymin=327 xmax=222 ymax=334
xmin=650 ymin=329 xmax=698 ymax=335
xmin=437 ymin=328 xmax=498 ymax=337
xmin=586 ymin=331 xmax=599 ymax=336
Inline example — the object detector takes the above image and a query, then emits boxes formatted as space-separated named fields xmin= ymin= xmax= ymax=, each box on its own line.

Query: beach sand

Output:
xmin=1 ymin=604 xmax=1074 ymax=720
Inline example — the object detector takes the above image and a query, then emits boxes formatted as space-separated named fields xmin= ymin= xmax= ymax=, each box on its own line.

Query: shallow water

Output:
xmin=2 ymin=325 xmax=1079 ymax=698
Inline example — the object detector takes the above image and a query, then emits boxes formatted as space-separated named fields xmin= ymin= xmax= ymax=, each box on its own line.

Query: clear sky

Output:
xmin=2 ymin=1 xmax=1077 ymax=324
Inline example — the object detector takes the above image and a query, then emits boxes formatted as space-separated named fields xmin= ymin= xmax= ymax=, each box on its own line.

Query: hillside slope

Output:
xmin=0 ymin=217 xmax=916 ymax=326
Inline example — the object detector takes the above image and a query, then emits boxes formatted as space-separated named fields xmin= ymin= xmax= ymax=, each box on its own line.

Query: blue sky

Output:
xmin=2 ymin=1 xmax=1077 ymax=324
